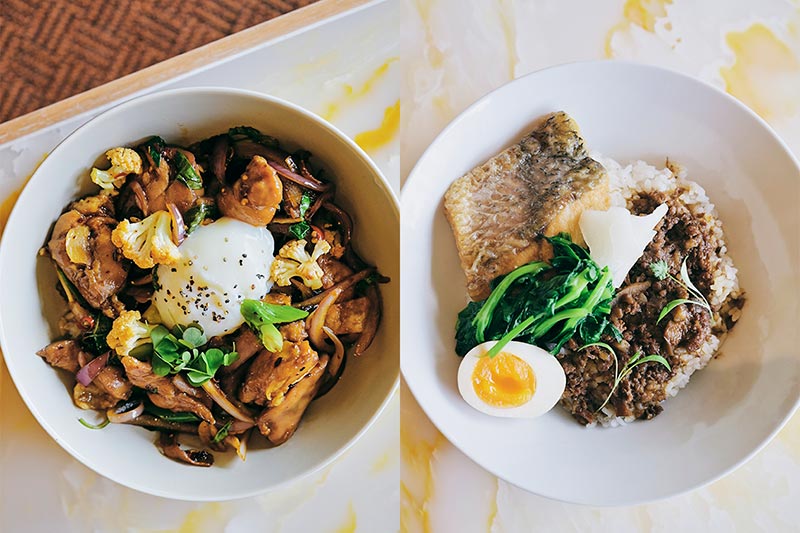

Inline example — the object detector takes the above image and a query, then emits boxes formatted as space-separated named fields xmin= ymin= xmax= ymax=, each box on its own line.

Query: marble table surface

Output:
xmin=400 ymin=0 xmax=800 ymax=531
xmin=0 ymin=1 xmax=400 ymax=532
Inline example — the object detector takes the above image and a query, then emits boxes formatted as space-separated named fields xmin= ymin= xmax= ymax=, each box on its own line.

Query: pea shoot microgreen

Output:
xmin=150 ymin=325 xmax=237 ymax=386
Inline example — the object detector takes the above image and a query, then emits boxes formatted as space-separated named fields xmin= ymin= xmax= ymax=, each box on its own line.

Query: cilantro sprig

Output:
xmin=150 ymin=325 xmax=237 ymax=386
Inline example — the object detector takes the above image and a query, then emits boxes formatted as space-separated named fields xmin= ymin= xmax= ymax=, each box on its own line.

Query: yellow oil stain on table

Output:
xmin=321 ymin=57 xmax=399 ymax=122
xmin=333 ymin=502 xmax=357 ymax=533
xmin=400 ymin=431 xmax=444 ymax=533
xmin=0 ymin=153 xmax=47 ymax=238
xmin=720 ymin=23 xmax=800 ymax=121
xmin=486 ymin=477 xmax=499 ymax=532
xmin=371 ymin=448 xmax=396 ymax=474
xmin=171 ymin=502 xmax=230 ymax=533
xmin=354 ymin=100 xmax=400 ymax=153
xmin=604 ymin=0 xmax=673 ymax=57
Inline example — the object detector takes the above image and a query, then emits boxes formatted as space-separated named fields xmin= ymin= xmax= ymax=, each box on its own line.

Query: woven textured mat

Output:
xmin=0 ymin=0 xmax=316 ymax=123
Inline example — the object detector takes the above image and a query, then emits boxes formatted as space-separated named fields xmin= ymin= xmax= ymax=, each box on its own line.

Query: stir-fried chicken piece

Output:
xmin=120 ymin=357 xmax=214 ymax=423
xmin=93 ymin=365 xmax=133 ymax=401
xmin=324 ymin=297 xmax=370 ymax=335
xmin=217 ymin=155 xmax=283 ymax=226
xmin=239 ymin=340 xmax=319 ymax=407
xmin=47 ymin=194 xmax=129 ymax=315
xmin=73 ymin=382 xmax=117 ymax=410
xmin=256 ymin=356 xmax=328 ymax=445
xmin=36 ymin=339 xmax=83 ymax=373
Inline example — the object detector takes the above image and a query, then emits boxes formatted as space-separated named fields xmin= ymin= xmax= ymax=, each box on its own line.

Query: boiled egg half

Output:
xmin=458 ymin=341 xmax=566 ymax=418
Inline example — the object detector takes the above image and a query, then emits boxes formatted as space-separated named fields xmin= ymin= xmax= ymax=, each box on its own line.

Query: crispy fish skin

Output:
xmin=444 ymin=111 xmax=609 ymax=300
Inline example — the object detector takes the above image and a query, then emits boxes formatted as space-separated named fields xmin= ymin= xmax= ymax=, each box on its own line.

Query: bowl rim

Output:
xmin=0 ymin=86 xmax=399 ymax=501
xmin=400 ymin=58 xmax=800 ymax=506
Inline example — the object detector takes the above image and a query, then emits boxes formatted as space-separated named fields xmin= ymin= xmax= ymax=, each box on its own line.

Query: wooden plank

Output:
xmin=0 ymin=0 xmax=373 ymax=145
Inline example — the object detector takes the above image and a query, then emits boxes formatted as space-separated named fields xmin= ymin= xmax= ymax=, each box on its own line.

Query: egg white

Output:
xmin=153 ymin=217 xmax=274 ymax=338
xmin=457 ymin=341 xmax=566 ymax=418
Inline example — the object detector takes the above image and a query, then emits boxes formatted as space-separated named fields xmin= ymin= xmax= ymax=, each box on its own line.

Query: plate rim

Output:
xmin=0 ymin=85 xmax=400 ymax=501
xmin=399 ymin=59 xmax=800 ymax=506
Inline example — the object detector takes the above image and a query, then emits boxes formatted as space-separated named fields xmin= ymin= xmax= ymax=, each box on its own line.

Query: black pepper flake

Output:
xmin=274 ymin=357 xmax=283 ymax=368
xmin=242 ymin=254 xmax=247 ymax=258
xmin=171 ymin=268 xmax=177 ymax=272
xmin=239 ymin=260 xmax=244 ymax=266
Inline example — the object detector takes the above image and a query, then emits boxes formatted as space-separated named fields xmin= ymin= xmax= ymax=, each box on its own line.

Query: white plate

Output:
xmin=401 ymin=61 xmax=800 ymax=506
xmin=0 ymin=87 xmax=399 ymax=500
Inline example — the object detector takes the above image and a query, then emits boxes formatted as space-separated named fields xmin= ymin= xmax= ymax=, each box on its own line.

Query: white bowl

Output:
xmin=0 ymin=88 xmax=399 ymax=500
xmin=401 ymin=61 xmax=800 ymax=505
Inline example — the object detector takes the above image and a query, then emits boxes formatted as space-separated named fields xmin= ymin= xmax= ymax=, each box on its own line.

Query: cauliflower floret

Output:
xmin=111 ymin=210 xmax=181 ymax=269
xmin=270 ymin=239 xmax=331 ymax=290
xmin=106 ymin=310 xmax=157 ymax=357
xmin=90 ymin=147 xmax=142 ymax=191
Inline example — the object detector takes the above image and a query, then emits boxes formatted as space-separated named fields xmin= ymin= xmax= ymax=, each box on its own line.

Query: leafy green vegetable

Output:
xmin=455 ymin=234 xmax=617 ymax=358
xmin=240 ymin=299 xmax=309 ymax=352
xmin=582 ymin=343 xmax=671 ymax=413
xmin=212 ymin=420 xmax=232 ymax=443
xmin=82 ymin=313 xmax=113 ymax=355
xmin=149 ymin=324 xmax=237 ymax=385
xmin=184 ymin=202 xmax=219 ymax=234
xmin=649 ymin=258 xmax=711 ymax=323
xmin=298 ymin=191 xmax=313 ymax=218
xmin=227 ymin=126 xmax=280 ymax=147
xmin=289 ymin=221 xmax=311 ymax=240
xmin=78 ymin=417 xmax=110 ymax=430
xmin=141 ymin=135 xmax=166 ymax=167
xmin=145 ymin=403 xmax=202 ymax=423
xmin=173 ymin=151 xmax=203 ymax=190
xmin=288 ymin=191 xmax=315 ymax=239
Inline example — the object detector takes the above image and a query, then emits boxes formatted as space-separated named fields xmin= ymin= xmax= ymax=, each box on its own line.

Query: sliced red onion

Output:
xmin=229 ymin=419 xmax=255 ymax=434
xmin=167 ymin=202 xmax=186 ymax=245
xmin=323 ymin=327 xmax=345 ymax=378
xmin=106 ymin=402 xmax=144 ymax=424
xmin=322 ymin=202 xmax=352 ymax=247
xmin=201 ymin=380 xmax=254 ymax=424
xmin=294 ymin=268 xmax=374 ymax=308
xmin=307 ymin=287 xmax=343 ymax=350
xmin=353 ymin=284 xmax=381 ymax=357
xmin=76 ymin=352 xmax=109 ymax=386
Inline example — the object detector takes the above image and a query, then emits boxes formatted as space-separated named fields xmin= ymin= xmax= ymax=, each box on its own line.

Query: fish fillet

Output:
xmin=444 ymin=111 xmax=609 ymax=300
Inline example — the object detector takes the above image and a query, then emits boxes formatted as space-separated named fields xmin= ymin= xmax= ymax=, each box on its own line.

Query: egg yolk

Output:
xmin=472 ymin=352 xmax=536 ymax=408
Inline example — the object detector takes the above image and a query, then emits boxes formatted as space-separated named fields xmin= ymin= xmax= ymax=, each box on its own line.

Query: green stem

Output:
xmin=473 ymin=262 xmax=549 ymax=343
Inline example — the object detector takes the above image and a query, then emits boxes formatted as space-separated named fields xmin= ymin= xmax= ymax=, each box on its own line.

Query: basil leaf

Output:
xmin=185 ymin=202 xmax=218 ymax=234
xmin=141 ymin=136 xmax=166 ymax=167
xmin=298 ymin=192 xmax=313 ymax=218
xmin=227 ymin=126 xmax=280 ymax=147
xmin=289 ymin=221 xmax=310 ymax=240
xmin=174 ymin=151 xmax=203 ymax=190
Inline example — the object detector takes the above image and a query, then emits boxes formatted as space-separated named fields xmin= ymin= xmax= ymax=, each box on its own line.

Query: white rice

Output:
xmin=588 ymin=154 xmax=743 ymax=427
